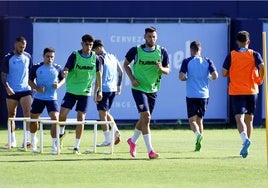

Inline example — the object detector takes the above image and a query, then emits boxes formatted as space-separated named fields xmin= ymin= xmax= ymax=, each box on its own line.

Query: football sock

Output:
xmin=74 ymin=139 xmax=81 ymax=149
xmin=104 ymin=130 xmax=111 ymax=143
xmin=132 ymin=128 xmax=141 ymax=143
xmin=59 ymin=127 xmax=65 ymax=135
xmin=31 ymin=133 xmax=37 ymax=148
xmin=240 ymin=131 xmax=248 ymax=143
xmin=27 ymin=131 xmax=31 ymax=142
xmin=195 ymin=131 xmax=201 ymax=138
xmin=143 ymin=134 xmax=153 ymax=153
xmin=52 ymin=138 xmax=57 ymax=148
xmin=11 ymin=132 xmax=16 ymax=143
xmin=112 ymin=122 xmax=119 ymax=133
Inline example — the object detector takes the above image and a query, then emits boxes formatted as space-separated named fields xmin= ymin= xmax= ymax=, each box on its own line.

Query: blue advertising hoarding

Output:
xmin=33 ymin=22 xmax=228 ymax=120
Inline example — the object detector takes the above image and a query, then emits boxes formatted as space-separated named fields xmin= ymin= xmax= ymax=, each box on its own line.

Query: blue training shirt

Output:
xmin=29 ymin=62 xmax=63 ymax=100
xmin=1 ymin=51 xmax=32 ymax=92
xmin=99 ymin=53 xmax=119 ymax=92
xmin=180 ymin=56 xmax=216 ymax=98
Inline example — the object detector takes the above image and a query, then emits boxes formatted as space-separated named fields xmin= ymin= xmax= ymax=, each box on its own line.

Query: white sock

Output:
xmin=132 ymin=128 xmax=142 ymax=143
xmin=143 ymin=134 xmax=153 ymax=153
xmin=74 ymin=139 xmax=81 ymax=149
xmin=60 ymin=127 xmax=65 ymax=135
xmin=52 ymin=138 xmax=57 ymax=148
xmin=27 ymin=131 xmax=31 ymax=142
xmin=104 ymin=130 xmax=111 ymax=143
xmin=195 ymin=131 xmax=201 ymax=137
xmin=11 ymin=132 xmax=16 ymax=143
xmin=112 ymin=122 xmax=119 ymax=133
xmin=31 ymin=133 xmax=37 ymax=149
xmin=240 ymin=131 xmax=248 ymax=143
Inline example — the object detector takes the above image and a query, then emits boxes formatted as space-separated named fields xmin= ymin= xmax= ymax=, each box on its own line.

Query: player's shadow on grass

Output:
xmin=164 ymin=156 xmax=241 ymax=160
xmin=0 ymin=151 xmax=242 ymax=163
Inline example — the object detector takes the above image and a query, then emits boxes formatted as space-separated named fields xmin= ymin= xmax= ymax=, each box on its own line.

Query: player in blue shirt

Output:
xmin=179 ymin=41 xmax=218 ymax=151
xmin=28 ymin=47 xmax=65 ymax=154
xmin=92 ymin=40 xmax=123 ymax=147
xmin=1 ymin=36 xmax=33 ymax=148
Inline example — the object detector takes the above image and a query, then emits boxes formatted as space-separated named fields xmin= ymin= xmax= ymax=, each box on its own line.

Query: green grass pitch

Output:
xmin=0 ymin=127 xmax=267 ymax=188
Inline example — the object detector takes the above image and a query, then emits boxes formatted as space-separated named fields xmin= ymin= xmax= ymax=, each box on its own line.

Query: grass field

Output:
xmin=0 ymin=127 xmax=268 ymax=188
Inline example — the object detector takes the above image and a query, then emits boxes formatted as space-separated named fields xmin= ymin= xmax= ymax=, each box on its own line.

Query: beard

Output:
xmin=15 ymin=49 xmax=23 ymax=55
xmin=146 ymin=41 xmax=155 ymax=48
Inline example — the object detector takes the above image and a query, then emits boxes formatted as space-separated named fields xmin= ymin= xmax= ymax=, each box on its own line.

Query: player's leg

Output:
xmin=106 ymin=92 xmax=121 ymax=145
xmin=20 ymin=93 xmax=32 ymax=146
xmin=127 ymin=89 xmax=145 ymax=157
xmin=244 ymin=94 xmax=257 ymax=139
xmin=59 ymin=92 xmax=75 ymax=146
xmin=96 ymin=92 xmax=111 ymax=146
xmin=231 ymin=95 xmax=251 ymax=158
xmin=47 ymin=100 xmax=60 ymax=154
xmin=72 ymin=111 xmax=85 ymax=154
xmin=196 ymin=98 xmax=208 ymax=135
xmin=97 ymin=110 xmax=111 ymax=147
xmin=195 ymin=98 xmax=208 ymax=151
xmin=59 ymin=107 xmax=69 ymax=136
xmin=186 ymin=98 xmax=203 ymax=151
xmin=6 ymin=98 xmax=19 ymax=147
xmin=142 ymin=92 xmax=158 ymax=159
xmin=107 ymin=112 xmax=121 ymax=145
xmin=195 ymin=116 xmax=204 ymax=152
xmin=29 ymin=98 xmax=46 ymax=152
xmin=29 ymin=113 xmax=41 ymax=152
xmin=239 ymin=95 xmax=257 ymax=158
xmin=244 ymin=114 xmax=254 ymax=138
xmin=72 ymin=95 xmax=88 ymax=154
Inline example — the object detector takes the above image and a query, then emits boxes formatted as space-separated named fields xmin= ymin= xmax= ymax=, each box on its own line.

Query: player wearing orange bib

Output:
xmin=222 ymin=31 xmax=264 ymax=158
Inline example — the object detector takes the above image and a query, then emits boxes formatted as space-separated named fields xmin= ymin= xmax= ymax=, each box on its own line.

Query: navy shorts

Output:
xmin=132 ymin=89 xmax=157 ymax=114
xmin=31 ymin=98 xmax=59 ymax=114
xmin=61 ymin=92 xmax=89 ymax=113
xmin=7 ymin=90 xmax=32 ymax=101
xmin=230 ymin=95 xmax=257 ymax=115
xmin=186 ymin=97 xmax=209 ymax=118
xmin=97 ymin=92 xmax=115 ymax=111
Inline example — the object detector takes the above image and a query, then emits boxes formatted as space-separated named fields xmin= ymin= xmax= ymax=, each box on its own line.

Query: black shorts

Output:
xmin=186 ymin=97 xmax=209 ymax=118
xmin=132 ymin=89 xmax=157 ymax=114
xmin=31 ymin=98 xmax=59 ymax=114
xmin=7 ymin=90 xmax=32 ymax=101
xmin=61 ymin=92 xmax=89 ymax=113
xmin=97 ymin=92 xmax=116 ymax=111
xmin=230 ymin=95 xmax=257 ymax=115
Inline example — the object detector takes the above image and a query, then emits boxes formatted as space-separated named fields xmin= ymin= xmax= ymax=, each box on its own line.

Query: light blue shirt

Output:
xmin=180 ymin=56 xmax=216 ymax=98
xmin=100 ymin=53 xmax=119 ymax=92
xmin=30 ymin=62 xmax=63 ymax=100
xmin=2 ymin=52 xmax=32 ymax=92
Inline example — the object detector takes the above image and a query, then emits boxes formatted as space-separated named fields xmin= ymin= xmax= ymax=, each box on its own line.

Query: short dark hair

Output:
xmin=190 ymin=41 xmax=201 ymax=52
xmin=43 ymin=47 xmax=55 ymax=55
xmin=82 ymin=34 xmax=94 ymax=43
xmin=236 ymin=31 xmax=250 ymax=42
xmin=93 ymin=39 xmax=104 ymax=49
xmin=15 ymin=36 xmax=26 ymax=43
xmin=145 ymin=26 xmax=157 ymax=34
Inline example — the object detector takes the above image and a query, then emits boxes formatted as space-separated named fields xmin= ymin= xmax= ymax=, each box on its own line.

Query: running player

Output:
xmin=123 ymin=27 xmax=170 ymax=159
xmin=28 ymin=47 xmax=65 ymax=154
